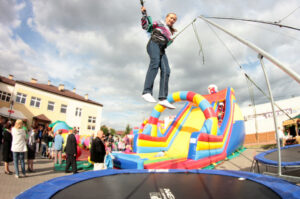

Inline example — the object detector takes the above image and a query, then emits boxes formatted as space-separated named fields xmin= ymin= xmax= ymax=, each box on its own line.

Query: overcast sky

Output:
xmin=1 ymin=0 xmax=300 ymax=130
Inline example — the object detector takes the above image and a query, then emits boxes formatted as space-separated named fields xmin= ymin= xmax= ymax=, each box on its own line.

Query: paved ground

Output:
xmin=0 ymin=146 xmax=298 ymax=199
xmin=0 ymin=153 xmax=69 ymax=199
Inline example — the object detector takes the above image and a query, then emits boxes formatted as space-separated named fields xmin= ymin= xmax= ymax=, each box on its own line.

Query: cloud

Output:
xmin=1 ymin=0 xmax=300 ymax=130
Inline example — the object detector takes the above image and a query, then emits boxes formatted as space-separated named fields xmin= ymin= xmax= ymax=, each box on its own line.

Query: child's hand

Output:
xmin=141 ymin=6 xmax=147 ymax=14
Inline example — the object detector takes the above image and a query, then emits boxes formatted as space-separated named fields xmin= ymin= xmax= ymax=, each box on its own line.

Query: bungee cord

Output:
xmin=204 ymin=19 xmax=294 ymax=120
xmin=203 ymin=16 xmax=300 ymax=32
xmin=276 ymin=5 xmax=300 ymax=24
xmin=192 ymin=22 xmax=205 ymax=64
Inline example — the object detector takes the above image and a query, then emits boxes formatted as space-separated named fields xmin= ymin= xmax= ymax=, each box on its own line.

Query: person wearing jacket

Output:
xmin=90 ymin=130 xmax=106 ymax=170
xmin=2 ymin=121 xmax=13 ymax=175
xmin=65 ymin=130 xmax=77 ymax=174
xmin=140 ymin=6 xmax=177 ymax=109
xmin=27 ymin=127 xmax=37 ymax=172
xmin=11 ymin=119 xmax=27 ymax=178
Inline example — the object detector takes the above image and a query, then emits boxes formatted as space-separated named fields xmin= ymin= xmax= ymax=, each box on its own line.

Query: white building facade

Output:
xmin=241 ymin=96 xmax=300 ymax=135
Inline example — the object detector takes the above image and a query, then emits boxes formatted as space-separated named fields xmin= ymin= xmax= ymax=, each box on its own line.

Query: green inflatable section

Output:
xmin=54 ymin=160 xmax=93 ymax=171
xmin=202 ymin=147 xmax=246 ymax=170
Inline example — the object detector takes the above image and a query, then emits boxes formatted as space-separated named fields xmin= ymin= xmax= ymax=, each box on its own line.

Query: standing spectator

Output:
xmin=41 ymin=130 xmax=48 ymax=158
xmin=73 ymin=127 xmax=77 ymax=134
xmin=22 ymin=121 xmax=29 ymax=139
xmin=11 ymin=119 xmax=27 ymax=178
xmin=107 ymin=135 xmax=114 ymax=152
xmin=118 ymin=140 xmax=125 ymax=151
xmin=124 ymin=135 xmax=130 ymax=146
xmin=48 ymin=131 xmax=54 ymax=159
xmin=0 ymin=117 xmax=5 ymax=152
xmin=27 ymin=127 xmax=36 ymax=172
xmin=90 ymin=130 xmax=106 ymax=170
xmin=54 ymin=130 xmax=64 ymax=166
xmin=2 ymin=121 xmax=13 ymax=174
xmin=65 ymin=130 xmax=77 ymax=174
xmin=89 ymin=132 xmax=94 ymax=145
xmin=36 ymin=126 xmax=43 ymax=152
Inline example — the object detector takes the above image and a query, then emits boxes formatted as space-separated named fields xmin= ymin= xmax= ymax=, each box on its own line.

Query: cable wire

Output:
xmin=192 ymin=22 xmax=205 ymax=64
xmin=276 ymin=5 xmax=300 ymax=23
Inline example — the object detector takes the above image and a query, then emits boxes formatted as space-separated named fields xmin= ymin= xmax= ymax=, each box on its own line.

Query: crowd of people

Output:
xmin=0 ymin=116 xmax=133 ymax=178
xmin=0 ymin=117 xmax=56 ymax=178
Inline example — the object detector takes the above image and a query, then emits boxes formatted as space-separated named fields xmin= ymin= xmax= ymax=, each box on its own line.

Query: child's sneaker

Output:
xmin=159 ymin=100 xmax=176 ymax=109
xmin=142 ymin=93 xmax=157 ymax=103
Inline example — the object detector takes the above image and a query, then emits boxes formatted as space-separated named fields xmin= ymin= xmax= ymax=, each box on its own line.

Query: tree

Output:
xmin=110 ymin=128 xmax=116 ymax=136
xmin=101 ymin=125 xmax=109 ymax=136
xmin=125 ymin=124 xmax=131 ymax=135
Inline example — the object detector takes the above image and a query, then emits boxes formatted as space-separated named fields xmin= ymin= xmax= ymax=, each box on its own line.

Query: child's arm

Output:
xmin=141 ymin=6 xmax=155 ymax=33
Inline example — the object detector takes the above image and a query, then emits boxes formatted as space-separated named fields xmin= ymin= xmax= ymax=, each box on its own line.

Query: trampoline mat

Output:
xmin=51 ymin=173 xmax=281 ymax=199
xmin=264 ymin=145 xmax=300 ymax=163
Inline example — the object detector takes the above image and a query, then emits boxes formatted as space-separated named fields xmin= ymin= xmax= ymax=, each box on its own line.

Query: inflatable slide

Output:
xmin=113 ymin=87 xmax=245 ymax=169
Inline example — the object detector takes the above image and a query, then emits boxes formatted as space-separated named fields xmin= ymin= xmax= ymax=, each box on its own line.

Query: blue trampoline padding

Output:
xmin=16 ymin=169 xmax=300 ymax=199
xmin=255 ymin=144 xmax=300 ymax=166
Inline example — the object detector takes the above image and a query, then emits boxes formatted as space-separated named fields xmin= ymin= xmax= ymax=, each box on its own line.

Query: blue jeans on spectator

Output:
xmin=42 ymin=142 xmax=47 ymax=157
xmin=143 ymin=40 xmax=170 ymax=100
xmin=13 ymin=152 xmax=25 ymax=176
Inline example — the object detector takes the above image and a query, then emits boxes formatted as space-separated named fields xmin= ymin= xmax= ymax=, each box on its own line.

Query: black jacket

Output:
xmin=65 ymin=133 xmax=77 ymax=155
xmin=90 ymin=137 xmax=106 ymax=163
xmin=2 ymin=130 xmax=13 ymax=162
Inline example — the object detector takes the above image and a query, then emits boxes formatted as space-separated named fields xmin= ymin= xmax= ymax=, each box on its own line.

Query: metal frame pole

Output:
xmin=198 ymin=15 xmax=300 ymax=84
xmin=258 ymin=55 xmax=282 ymax=175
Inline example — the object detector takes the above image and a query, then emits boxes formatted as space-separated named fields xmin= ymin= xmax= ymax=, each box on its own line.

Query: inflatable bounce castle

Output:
xmin=112 ymin=87 xmax=245 ymax=169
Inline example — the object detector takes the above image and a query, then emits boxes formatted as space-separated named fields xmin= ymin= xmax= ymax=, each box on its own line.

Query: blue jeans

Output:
xmin=41 ymin=142 xmax=47 ymax=157
xmin=13 ymin=152 xmax=25 ymax=176
xmin=143 ymin=40 xmax=170 ymax=100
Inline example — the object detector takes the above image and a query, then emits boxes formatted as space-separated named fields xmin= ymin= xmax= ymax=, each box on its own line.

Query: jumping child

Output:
xmin=140 ymin=6 xmax=177 ymax=109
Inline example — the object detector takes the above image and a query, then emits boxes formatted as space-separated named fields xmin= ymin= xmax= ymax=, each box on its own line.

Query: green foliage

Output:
xmin=100 ymin=125 xmax=109 ymax=136
xmin=125 ymin=124 xmax=131 ymax=135
xmin=110 ymin=128 xmax=116 ymax=135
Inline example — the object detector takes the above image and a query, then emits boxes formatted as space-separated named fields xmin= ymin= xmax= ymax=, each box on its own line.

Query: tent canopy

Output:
xmin=0 ymin=107 xmax=27 ymax=120
xmin=283 ymin=114 xmax=300 ymax=127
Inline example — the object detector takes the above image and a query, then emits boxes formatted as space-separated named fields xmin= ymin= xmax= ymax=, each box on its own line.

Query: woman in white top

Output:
xmin=11 ymin=119 xmax=27 ymax=178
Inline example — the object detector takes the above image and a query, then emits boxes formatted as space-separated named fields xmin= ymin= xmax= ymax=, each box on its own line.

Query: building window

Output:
xmin=0 ymin=90 xmax=11 ymax=102
xmin=75 ymin=107 xmax=82 ymax=117
xmin=60 ymin=104 xmax=67 ymax=113
xmin=16 ymin=92 xmax=27 ymax=104
xmin=88 ymin=116 xmax=96 ymax=123
xmin=87 ymin=125 xmax=95 ymax=130
xmin=48 ymin=101 xmax=55 ymax=111
xmin=30 ymin=96 xmax=41 ymax=108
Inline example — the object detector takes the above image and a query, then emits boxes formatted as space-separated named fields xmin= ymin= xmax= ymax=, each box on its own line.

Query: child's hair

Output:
xmin=166 ymin=13 xmax=177 ymax=35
